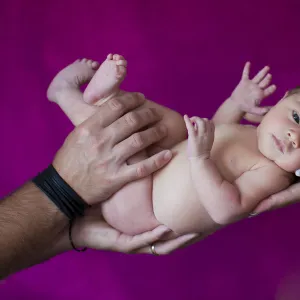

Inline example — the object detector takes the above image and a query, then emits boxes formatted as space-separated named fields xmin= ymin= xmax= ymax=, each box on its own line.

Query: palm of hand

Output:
xmin=231 ymin=62 xmax=276 ymax=115
xmin=233 ymin=79 xmax=265 ymax=110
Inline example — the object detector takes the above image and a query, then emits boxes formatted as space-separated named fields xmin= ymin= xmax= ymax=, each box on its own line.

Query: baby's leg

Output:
xmin=83 ymin=53 xmax=127 ymax=106
xmin=82 ymin=54 xmax=187 ymax=235
xmin=47 ymin=58 xmax=100 ymax=126
xmin=83 ymin=54 xmax=187 ymax=152
xmin=142 ymin=100 xmax=187 ymax=154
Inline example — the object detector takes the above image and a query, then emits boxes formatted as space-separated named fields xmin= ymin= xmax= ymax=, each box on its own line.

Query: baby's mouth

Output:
xmin=272 ymin=134 xmax=285 ymax=154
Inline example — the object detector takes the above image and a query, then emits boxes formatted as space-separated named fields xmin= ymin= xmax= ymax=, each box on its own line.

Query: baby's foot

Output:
xmin=47 ymin=58 xmax=99 ymax=103
xmin=47 ymin=58 xmax=100 ymax=125
xmin=83 ymin=53 xmax=127 ymax=106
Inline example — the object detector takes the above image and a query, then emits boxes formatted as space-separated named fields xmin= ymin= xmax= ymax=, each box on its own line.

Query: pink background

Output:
xmin=1 ymin=0 xmax=300 ymax=299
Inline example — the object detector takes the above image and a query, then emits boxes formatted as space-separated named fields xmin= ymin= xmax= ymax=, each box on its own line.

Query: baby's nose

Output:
xmin=287 ymin=130 xmax=300 ymax=148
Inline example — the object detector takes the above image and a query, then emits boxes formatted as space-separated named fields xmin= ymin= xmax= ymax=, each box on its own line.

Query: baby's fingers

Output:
xmin=190 ymin=117 xmax=214 ymax=135
xmin=184 ymin=115 xmax=205 ymax=157
xmin=190 ymin=116 xmax=206 ymax=133
xmin=184 ymin=115 xmax=197 ymax=138
xmin=241 ymin=62 xmax=251 ymax=80
xmin=264 ymin=84 xmax=277 ymax=97
xmin=252 ymin=66 xmax=270 ymax=84
xmin=258 ymin=73 xmax=272 ymax=89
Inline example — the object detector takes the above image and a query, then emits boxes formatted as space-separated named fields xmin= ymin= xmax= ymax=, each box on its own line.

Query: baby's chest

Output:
xmin=211 ymin=130 xmax=262 ymax=181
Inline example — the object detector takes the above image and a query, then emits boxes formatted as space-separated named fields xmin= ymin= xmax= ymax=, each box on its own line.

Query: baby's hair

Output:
xmin=286 ymin=86 xmax=300 ymax=97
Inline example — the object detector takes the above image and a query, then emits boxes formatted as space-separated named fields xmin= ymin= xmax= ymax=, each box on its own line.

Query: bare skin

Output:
xmin=48 ymin=56 xmax=290 ymax=246
xmin=47 ymin=57 xmax=198 ymax=253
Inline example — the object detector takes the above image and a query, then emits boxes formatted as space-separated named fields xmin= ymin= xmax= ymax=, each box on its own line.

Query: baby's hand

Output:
xmin=184 ymin=115 xmax=215 ymax=159
xmin=231 ymin=62 xmax=276 ymax=115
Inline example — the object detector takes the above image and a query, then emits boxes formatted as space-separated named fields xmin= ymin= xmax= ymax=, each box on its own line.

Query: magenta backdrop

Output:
xmin=1 ymin=0 xmax=300 ymax=299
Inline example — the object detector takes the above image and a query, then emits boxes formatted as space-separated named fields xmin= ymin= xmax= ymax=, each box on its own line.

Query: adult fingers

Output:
xmin=84 ymin=92 xmax=146 ymax=129
xmin=120 ymin=149 xmax=173 ymax=182
xmin=123 ymin=225 xmax=171 ymax=252
xmin=252 ymin=181 xmax=300 ymax=214
xmin=137 ymin=233 xmax=198 ymax=255
xmin=108 ymin=107 xmax=163 ymax=145
xmin=112 ymin=124 xmax=168 ymax=163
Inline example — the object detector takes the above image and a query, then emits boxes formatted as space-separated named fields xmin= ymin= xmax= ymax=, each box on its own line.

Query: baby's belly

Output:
xmin=153 ymin=142 xmax=215 ymax=235
xmin=102 ymin=141 xmax=216 ymax=236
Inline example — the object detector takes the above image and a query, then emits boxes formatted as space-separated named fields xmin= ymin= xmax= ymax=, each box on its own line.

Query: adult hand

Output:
xmin=71 ymin=214 xmax=199 ymax=255
xmin=251 ymin=179 xmax=300 ymax=215
xmin=53 ymin=92 xmax=172 ymax=205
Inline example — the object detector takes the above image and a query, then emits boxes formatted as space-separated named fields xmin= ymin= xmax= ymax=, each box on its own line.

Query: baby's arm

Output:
xmin=184 ymin=116 xmax=291 ymax=225
xmin=212 ymin=62 xmax=276 ymax=125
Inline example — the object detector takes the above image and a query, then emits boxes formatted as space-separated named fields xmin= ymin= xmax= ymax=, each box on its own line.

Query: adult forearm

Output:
xmin=0 ymin=182 xmax=68 ymax=279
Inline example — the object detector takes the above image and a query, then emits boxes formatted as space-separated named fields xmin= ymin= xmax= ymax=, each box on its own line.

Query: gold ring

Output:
xmin=150 ymin=244 xmax=159 ymax=256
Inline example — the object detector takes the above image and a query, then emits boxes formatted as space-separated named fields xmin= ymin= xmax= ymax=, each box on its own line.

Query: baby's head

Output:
xmin=257 ymin=87 xmax=300 ymax=173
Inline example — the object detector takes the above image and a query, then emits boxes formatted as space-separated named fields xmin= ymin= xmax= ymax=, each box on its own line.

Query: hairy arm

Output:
xmin=0 ymin=182 xmax=68 ymax=279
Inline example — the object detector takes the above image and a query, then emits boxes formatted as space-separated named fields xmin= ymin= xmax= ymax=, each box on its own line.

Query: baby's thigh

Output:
xmin=142 ymin=100 xmax=187 ymax=152
xmin=101 ymin=175 xmax=160 ymax=235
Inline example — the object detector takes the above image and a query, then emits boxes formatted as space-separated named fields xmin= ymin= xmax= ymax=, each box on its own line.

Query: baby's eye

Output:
xmin=293 ymin=111 xmax=300 ymax=124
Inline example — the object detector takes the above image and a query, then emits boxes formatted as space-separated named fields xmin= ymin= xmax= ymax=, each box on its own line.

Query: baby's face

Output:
xmin=257 ymin=94 xmax=300 ymax=172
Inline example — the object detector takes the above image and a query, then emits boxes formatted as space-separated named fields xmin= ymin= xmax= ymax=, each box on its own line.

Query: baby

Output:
xmin=47 ymin=54 xmax=297 ymax=242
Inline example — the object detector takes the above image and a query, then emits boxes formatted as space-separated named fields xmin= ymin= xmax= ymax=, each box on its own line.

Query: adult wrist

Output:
xmin=32 ymin=164 xmax=90 ymax=220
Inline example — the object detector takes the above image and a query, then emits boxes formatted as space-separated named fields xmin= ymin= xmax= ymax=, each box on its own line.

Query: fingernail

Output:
xmin=137 ymin=93 xmax=145 ymax=99
xmin=163 ymin=150 xmax=172 ymax=160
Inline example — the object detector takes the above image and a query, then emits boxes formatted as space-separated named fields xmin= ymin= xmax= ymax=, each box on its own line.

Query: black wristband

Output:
xmin=32 ymin=164 xmax=90 ymax=220
xmin=69 ymin=219 xmax=87 ymax=252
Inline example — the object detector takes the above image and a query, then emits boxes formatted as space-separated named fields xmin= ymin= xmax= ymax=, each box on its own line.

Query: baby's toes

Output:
xmin=116 ymin=65 xmax=127 ymax=79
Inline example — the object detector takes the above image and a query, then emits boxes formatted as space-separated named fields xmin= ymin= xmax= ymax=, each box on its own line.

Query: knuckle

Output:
xmin=108 ymin=98 xmax=124 ymax=112
xmin=76 ymin=125 xmax=91 ymax=139
xmin=141 ymin=108 xmax=157 ymax=122
xmin=151 ymin=127 xmax=163 ymax=140
xmin=133 ymin=92 xmax=146 ymax=102
xmin=131 ymin=133 xmax=144 ymax=148
xmin=136 ymin=164 xmax=148 ymax=177
xmin=145 ymin=107 xmax=156 ymax=119
xmin=125 ymin=111 xmax=139 ymax=127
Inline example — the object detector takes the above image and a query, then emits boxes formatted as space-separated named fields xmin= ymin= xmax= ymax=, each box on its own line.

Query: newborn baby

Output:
xmin=47 ymin=54 xmax=296 ymax=241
